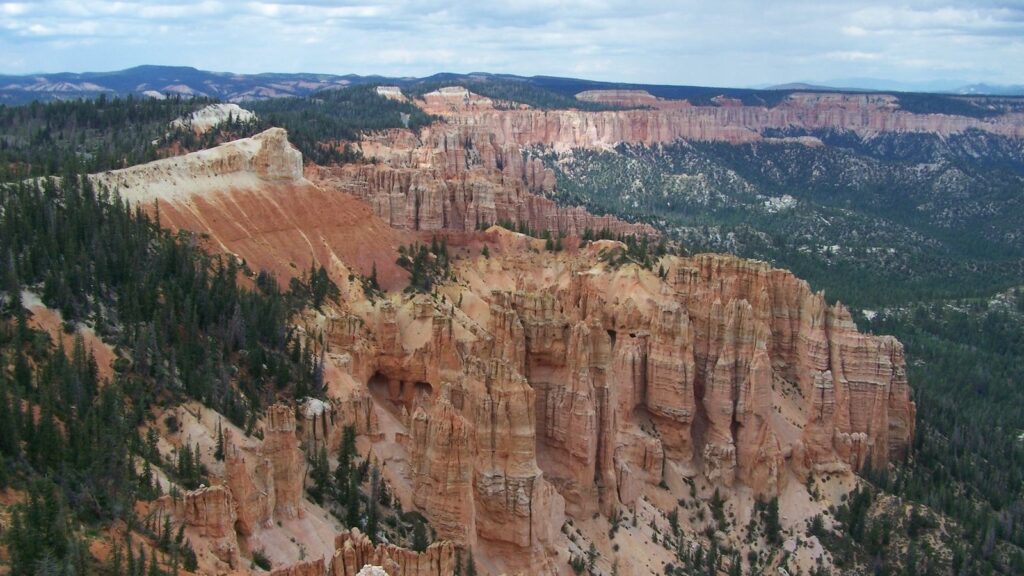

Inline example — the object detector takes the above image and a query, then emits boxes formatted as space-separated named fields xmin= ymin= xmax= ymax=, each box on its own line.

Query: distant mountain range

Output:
xmin=2 ymin=65 xmax=1023 ymax=107
xmin=765 ymin=79 xmax=1024 ymax=96
xmin=0 ymin=65 xmax=371 ymax=104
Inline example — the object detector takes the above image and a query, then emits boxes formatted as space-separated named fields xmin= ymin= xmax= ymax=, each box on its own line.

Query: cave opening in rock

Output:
xmin=367 ymin=371 xmax=437 ymax=415
xmin=412 ymin=381 xmax=434 ymax=412
xmin=368 ymin=371 xmax=403 ymax=417
xmin=368 ymin=370 xmax=390 ymax=398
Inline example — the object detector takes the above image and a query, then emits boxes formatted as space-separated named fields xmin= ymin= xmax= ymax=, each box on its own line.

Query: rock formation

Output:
xmin=331 ymin=529 xmax=455 ymax=576
xmin=224 ymin=428 xmax=275 ymax=536
xmin=91 ymin=127 xmax=303 ymax=205
xmin=269 ymin=558 xmax=327 ymax=576
xmin=171 ymin=102 xmax=257 ymax=134
xmin=307 ymin=243 xmax=913 ymax=573
xmin=155 ymin=485 xmax=242 ymax=570
xmin=310 ymin=128 xmax=653 ymax=237
xmin=101 ymin=127 xmax=918 ymax=575
xmin=263 ymin=404 xmax=305 ymax=520
xmin=428 ymin=90 xmax=1024 ymax=147
xmin=425 ymin=249 xmax=914 ymax=504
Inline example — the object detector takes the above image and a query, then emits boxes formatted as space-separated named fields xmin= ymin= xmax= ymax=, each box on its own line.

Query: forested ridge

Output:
xmin=245 ymin=85 xmax=437 ymax=164
xmin=542 ymin=132 xmax=1024 ymax=308
xmin=0 ymin=86 xmax=437 ymax=181
xmin=0 ymin=95 xmax=217 ymax=180
xmin=869 ymin=296 xmax=1024 ymax=545
xmin=0 ymin=173 xmax=335 ymax=574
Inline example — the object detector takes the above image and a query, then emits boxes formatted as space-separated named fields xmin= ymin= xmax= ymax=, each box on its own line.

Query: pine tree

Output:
xmin=182 ymin=540 xmax=198 ymax=572
xmin=765 ymin=496 xmax=781 ymax=545
xmin=0 ymin=388 xmax=19 ymax=457
xmin=160 ymin=514 xmax=173 ymax=550
xmin=312 ymin=348 xmax=326 ymax=397
xmin=412 ymin=519 xmax=429 ymax=552
xmin=127 ymin=533 xmax=137 ymax=576
xmin=6 ymin=482 xmax=76 ymax=576
xmin=335 ymin=425 xmax=357 ymax=503
xmin=109 ymin=540 xmax=125 ymax=576
xmin=14 ymin=350 xmax=31 ymax=390
xmin=140 ymin=459 xmax=157 ymax=500
xmin=149 ymin=547 xmax=162 ymax=576
xmin=176 ymin=446 xmax=191 ymax=487
xmin=309 ymin=445 xmax=331 ymax=505
xmin=668 ymin=507 xmax=679 ymax=535
xmin=366 ymin=466 xmax=381 ymax=543
xmin=368 ymin=262 xmax=380 ymax=292
xmin=346 ymin=472 xmax=361 ymax=528
xmin=214 ymin=420 xmax=225 ymax=461
xmin=137 ymin=545 xmax=147 ymax=576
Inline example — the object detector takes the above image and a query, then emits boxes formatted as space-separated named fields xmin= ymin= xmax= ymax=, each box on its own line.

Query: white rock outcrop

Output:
xmin=90 ymin=127 xmax=305 ymax=204
xmin=171 ymin=103 xmax=256 ymax=133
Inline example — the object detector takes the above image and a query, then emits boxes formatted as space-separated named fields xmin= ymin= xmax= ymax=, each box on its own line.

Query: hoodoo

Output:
xmin=83 ymin=125 xmax=916 ymax=574
xmin=47 ymin=63 xmax=1024 ymax=576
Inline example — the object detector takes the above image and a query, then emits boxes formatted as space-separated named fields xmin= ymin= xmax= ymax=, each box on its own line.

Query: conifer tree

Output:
xmin=368 ymin=262 xmax=380 ymax=292
xmin=366 ymin=465 xmax=382 ymax=543
xmin=412 ymin=519 xmax=429 ymax=552
xmin=149 ymin=548 xmax=162 ymax=576
xmin=346 ymin=473 xmax=361 ymax=528
xmin=214 ymin=420 xmax=225 ymax=461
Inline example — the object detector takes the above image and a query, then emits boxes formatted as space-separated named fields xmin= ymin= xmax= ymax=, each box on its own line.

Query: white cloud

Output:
xmin=0 ymin=0 xmax=1020 ymax=86
xmin=825 ymin=51 xmax=881 ymax=62
xmin=847 ymin=4 xmax=1024 ymax=37
xmin=0 ymin=2 xmax=31 ymax=16
xmin=21 ymin=20 xmax=102 ymax=37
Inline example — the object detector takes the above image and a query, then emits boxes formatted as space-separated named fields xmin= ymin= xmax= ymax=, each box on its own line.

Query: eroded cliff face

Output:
xmin=101 ymin=128 xmax=916 ymax=575
xmin=304 ymin=87 xmax=1024 ymax=245
xmin=310 ymin=126 xmax=655 ymax=237
xmin=457 ymin=248 xmax=913 ymax=498
xmin=331 ymin=529 xmax=456 ymax=576
xmin=294 ymin=235 xmax=914 ymax=574
xmin=156 ymin=485 xmax=242 ymax=570
xmin=423 ymin=89 xmax=1024 ymax=148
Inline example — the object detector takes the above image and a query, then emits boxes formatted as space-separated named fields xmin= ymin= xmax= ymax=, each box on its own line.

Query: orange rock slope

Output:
xmin=90 ymin=126 xmax=915 ymax=575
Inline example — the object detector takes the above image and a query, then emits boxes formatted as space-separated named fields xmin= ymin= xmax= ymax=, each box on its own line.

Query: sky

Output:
xmin=1 ymin=0 xmax=1022 ymax=88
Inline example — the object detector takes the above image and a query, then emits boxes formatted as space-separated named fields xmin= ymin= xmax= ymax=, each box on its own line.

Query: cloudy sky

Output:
xmin=1 ymin=0 xmax=1022 ymax=88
